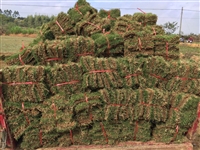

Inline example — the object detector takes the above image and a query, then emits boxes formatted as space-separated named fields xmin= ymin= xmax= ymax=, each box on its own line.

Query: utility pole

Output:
xmin=179 ymin=7 xmax=183 ymax=35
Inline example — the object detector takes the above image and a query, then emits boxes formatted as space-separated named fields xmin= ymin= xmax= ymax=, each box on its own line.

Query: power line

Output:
xmin=1 ymin=4 xmax=200 ymax=12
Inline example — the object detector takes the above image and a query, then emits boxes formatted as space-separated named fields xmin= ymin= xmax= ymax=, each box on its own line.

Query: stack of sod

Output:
xmin=99 ymin=88 xmax=136 ymax=122
xmin=68 ymin=92 xmax=103 ymax=126
xmin=113 ymin=15 xmax=142 ymax=36
xmin=117 ymin=57 xmax=146 ymax=89
xmin=38 ymin=36 xmax=95 ymax=64
xmin=124 ymin=31 xmax=154 ymax=57
xmin=159 ymin=60 xmax=200 ymax=96
xmin=40 ymin=12 xmax=75 ymax=40
xmin=144 ymin=13 xmax=158 ymax=25
xmin=99 ymin=88 xmax=169 ymax=123
xmin=63 ymin=36 xmax=95 ymax=62
xmin=6 ymin=36 xmax=96 ymax=66
xmin=45 ymin=63 xmax=82 ymax=95
xmin=153 ymin=93 xmax=200 ymax=143
xmin=42 ymin=40 xmax=66 ymax=65
xmin=132 ymin=13 xmax=158 ymax=26
xmin=67 ymin=0 xmax=97 ymax=25
xmin=98 ymin=9 xmax=120 ymax=19
xmin=153 ymin=34 xmax=180 ymax=60
xmin=2 ymin=65 xmax=49 ymax=102
xmin=4 ymin=101 xmax=40 ymax=141
xmin=133 ymin=88 xmax=170 ymax=122
xmin=38 ymin=94 xmax=76 ymax=134
xmin=80 ymin=56 xmax=123 ymax=90
xmin=6 ymin=45 xmax=40 ymax=66
xmin=145 ymin=25 xmax=165 ymax=35
xmin=91 ymin=33 xmax=124 ymax=57
xmin=75 ymin=13 xmax=103 ymax=36
xmin=141 ymin=56 xmax=171 ymax=88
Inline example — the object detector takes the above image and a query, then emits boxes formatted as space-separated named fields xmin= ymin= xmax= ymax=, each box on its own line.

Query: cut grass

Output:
xmin=179 ymin=44 xmax=200 ymax=59
xmin=0 ymin=35 xmax=36 ymax=54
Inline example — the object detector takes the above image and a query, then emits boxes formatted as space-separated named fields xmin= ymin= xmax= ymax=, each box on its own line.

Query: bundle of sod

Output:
xmin=98 ymin=9 xmax=120 ymax=19
xmin=80 ymin=56 xmax=123 ymax=90
xmin=145 ymin=25 xmax=165 ymax=35
xmin=38 ymin=94 xmax=76 ymax=133
xmin=132 ymin=13 xmax=158 ymax=26
xmin=153 ymin=34 xmax=180 ymax=60
xmin=4 ymin=101 xmax=40 ymax=141
xmin=39 ymin=40 xmax=66 ymax=65
xmin=141 ymin=56 xmax=171 ymax=88
xmin=124 ymin=31 xmax=154 ymax=57
xmin=72 ymin=120 xmax=151 ymax=145
xmin=99 ymin=88 xmax=136 ymax=122
xmin=133 ymin=88 xmax=170 ymax=122
xmin=159 ymin=60 xmax=200 ymax=96
xmin=68 ymin=91 xmax=103 ymax=126
xmin=98 ymin=9 xmax=120 ymax=29
xmin=99 ymin=88 xmax=169 ymax=123
xmin=2 ymin=65 xmax=48 ymax=102
xmin=6 ymin=45 xmax=40 ymax=66
xmin=91 ymin=33 xmax=124 ymax=57
xmin=152 ymin=123 xmax=188 ymax=143
xmin=40 ymin=12 xmax=75 ymax=41
xmin=75 ymin=13 xmax=103 ymax=36
xmin=45 ymin=63 xmax=82 ymax=95
xmin=34 ymin=36 xmax=95 ymax=65
xmin=117 ymin=57 xmax=146 ymax=89
xmin=63 ymin=36 xmax=95 ymax=62
xmin=153 ymin=93 xmax=200 ymax=143
xmin=113 ymin=15 xmax=142 ymax=36
xmin=67 ymin=0 xmax=97 ymax=25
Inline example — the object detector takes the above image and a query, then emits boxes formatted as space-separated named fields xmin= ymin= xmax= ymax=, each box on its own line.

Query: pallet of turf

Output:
xmin=91 ymin=33 xmax=124 ymax=57
xmin=2 ymin=65 xmax=48 ymax=102
xmin=159 ymin=60 xmax=200 ymax=95
xmin=152 ymin=92 xmax=200 ymax=143
xmin=124 ymin=31 xmax=154 ymax=57
xmin=45 ymin=63 xmax=82 ymax=95
xmin=133 ymin=88 xmax=169 ymax=122
xmin=80 ymin=56 xmax=123 ymax=90
xmin=153 ymin=34 xmax=180 ymax=60
xmin=4 ymin=101 xmax=40 ymax=141
xmin=132 ymin=13 xmax=158 ymax=26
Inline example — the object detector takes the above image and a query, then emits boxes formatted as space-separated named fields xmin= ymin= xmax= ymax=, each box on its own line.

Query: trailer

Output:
xmin=0 ymin=70 xmax=15 ymax=150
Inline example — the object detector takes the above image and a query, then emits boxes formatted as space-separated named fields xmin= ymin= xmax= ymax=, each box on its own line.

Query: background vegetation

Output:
xmin=0 ymin=9 xmax=55 ymax=35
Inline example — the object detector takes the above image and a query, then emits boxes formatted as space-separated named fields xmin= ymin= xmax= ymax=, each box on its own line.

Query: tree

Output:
xmin=162 ymin=21 xmax=179 ymax=34
xmin=12 ymin=11 xmax=20 ymax=18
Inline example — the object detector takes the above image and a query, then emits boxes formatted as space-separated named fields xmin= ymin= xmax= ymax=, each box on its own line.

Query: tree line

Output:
xmin=0 ymin=9 xmax=55 ymax=34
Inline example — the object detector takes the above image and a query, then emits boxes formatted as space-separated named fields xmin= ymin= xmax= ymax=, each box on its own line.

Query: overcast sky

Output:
xmin=1 ymin=0 xmax=199 ymax=35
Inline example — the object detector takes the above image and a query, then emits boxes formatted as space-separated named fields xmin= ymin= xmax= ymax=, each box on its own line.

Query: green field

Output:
xmin=0 ymin=35 xmax=36 ymax=54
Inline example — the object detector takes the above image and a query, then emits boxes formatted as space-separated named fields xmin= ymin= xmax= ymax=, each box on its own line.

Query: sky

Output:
xmin=1 ymin=0 xmax=200 ymax=35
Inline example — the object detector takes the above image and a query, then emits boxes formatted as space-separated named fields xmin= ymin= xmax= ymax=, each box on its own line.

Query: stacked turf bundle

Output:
xmin=91 ymin=33 xmax=124 ymax=57
xmin=1 ymin=0 xmax=200 ymax=149
xmin=153 ymin=93 xmax=200 ymax=143
xmin=154 ymin=34 xmax=180 ymax=60
xmin=40 ymin=12 xmax=75 ymax=41
xmin=159 ymin=60 xmax=200 ymax=95
xmin=80 ymin=56 xmax=123 ymax=90
xmin=124 ymin=31 xmax=155 ymax=57
xmin=113 ymin=15 xmax=142 ymax=36
xmin=5 ymin=0 xmax=179 ymax=65
xmin=45 ymin=63 xmax=83 ymax=95
xmin=2 ymin=65 xmax=49 ymax=102
xmin=132 ymin=13 xmax=158 ymax=26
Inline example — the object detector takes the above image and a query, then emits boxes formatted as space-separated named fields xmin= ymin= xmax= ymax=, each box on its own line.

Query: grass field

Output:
xmin=0 ymin=35 xmax=36 ymax=54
